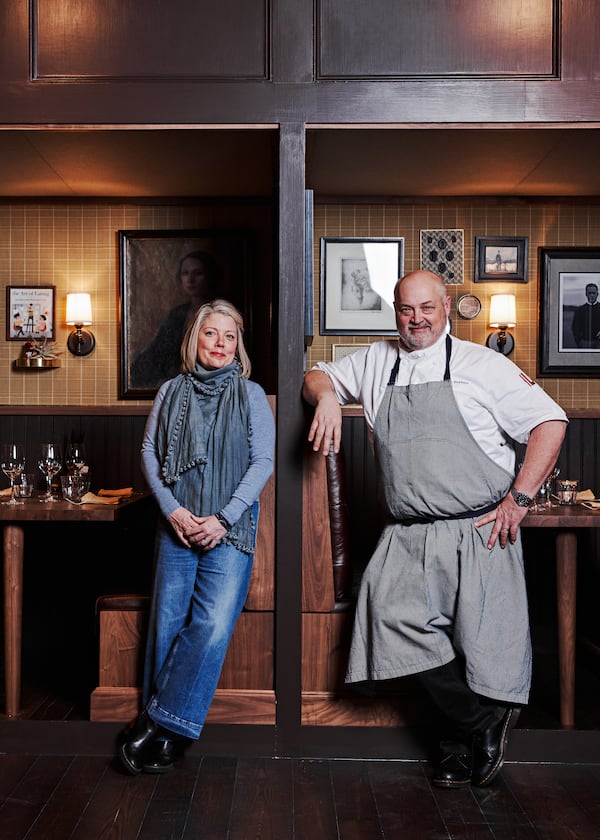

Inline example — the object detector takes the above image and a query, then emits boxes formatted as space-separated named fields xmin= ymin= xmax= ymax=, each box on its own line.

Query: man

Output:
xmin=571 ymin=282 xmax=600 ymax=349
xmin=303 ymin=270 xmax=567 ymax=788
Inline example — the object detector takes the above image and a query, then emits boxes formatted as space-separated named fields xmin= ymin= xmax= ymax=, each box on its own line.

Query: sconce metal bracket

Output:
xmin=486 ymin=330 xmax=515 ymax=356
xmin=67 ymin=328 xmax=96 ymax=357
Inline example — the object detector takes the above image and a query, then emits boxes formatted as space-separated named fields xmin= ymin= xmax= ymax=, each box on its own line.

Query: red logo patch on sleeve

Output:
xmin=519 ymin=372 xmax=535 ymax=386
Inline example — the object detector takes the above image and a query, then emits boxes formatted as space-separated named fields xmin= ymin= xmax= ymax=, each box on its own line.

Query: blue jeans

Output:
xmin=143 ymin=516 xmax=255 ymax=739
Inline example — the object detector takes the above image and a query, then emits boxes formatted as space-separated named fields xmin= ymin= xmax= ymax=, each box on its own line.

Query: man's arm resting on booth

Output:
xmin=303 ymin=369 xmax=344 ymax=456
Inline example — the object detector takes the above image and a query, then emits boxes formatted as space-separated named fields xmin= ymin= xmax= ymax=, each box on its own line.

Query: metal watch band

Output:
xmin=510 ymin=488 xmax=533 ymax=507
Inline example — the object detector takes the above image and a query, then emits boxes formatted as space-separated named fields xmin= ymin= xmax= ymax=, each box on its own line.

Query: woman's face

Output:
xmin=197 ymin=313 xmax=237 ymax=369
xmin=180 ymin=257 xmax=213 ymax=300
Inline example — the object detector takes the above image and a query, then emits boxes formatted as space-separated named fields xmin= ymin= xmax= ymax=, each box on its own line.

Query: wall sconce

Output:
xmin=66 ymin=293 xmax=95 ymax=356
xmin=486 ymin=293 xmax=516 ymax=355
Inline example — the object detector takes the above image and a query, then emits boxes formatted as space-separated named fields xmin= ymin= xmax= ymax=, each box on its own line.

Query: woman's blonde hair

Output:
xmin=180 ymin=299 xmax=251 ymax=378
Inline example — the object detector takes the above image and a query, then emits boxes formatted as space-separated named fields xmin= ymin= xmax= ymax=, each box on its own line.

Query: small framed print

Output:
xmin=420 ymin=229 xmax=464 ymax=284
xmin=474 ymin=236 xmax=528 ymax=283
xmin=332 ymin=343 xmax=369 ymax=361
xmin=6 ymin=286 xmax=56 ymax=340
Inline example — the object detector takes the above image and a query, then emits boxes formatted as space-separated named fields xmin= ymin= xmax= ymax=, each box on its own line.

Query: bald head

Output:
xmin=394 ymin=270 xmax=451 ymax=352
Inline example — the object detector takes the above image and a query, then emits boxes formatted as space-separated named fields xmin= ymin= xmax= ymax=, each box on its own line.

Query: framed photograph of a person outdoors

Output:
xmin=119 ymin=229 xmax=254 ymax=399
xmin=6 ymin=286 xmax=56 ymax=341
xmin=319 ymin=237 xmax=404 ymax=335
xmin=539 ymin=247 xmax=600 ymax=376
xmin=474 ymin=236 xmax=528 ymax=283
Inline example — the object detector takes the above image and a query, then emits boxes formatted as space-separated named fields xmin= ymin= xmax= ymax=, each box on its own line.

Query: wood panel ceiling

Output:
xmin=0 ymin=127 xmax=598 ymax=199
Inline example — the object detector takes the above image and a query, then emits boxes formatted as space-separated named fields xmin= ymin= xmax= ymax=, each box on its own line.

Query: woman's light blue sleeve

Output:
xmin=140 ymin=381 xmax=181 ymax=519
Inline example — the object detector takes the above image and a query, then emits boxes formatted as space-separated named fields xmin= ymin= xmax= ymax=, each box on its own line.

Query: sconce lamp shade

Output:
xmin=489 ymin=294 xmax=517 ymax=328
xmin=486 ymin=293 xmax=516 ymax=356
xmin=66 ymin=293 xmax=93 ymax=326
xmin=66 ymin=293 xmax=95 ymax=356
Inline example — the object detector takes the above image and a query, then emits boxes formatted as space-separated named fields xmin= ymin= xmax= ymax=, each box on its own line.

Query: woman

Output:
xmin=131 ymin=250 xmax=223 ymax=389
xmin=119 ymin=299 xmax=275 ymax=775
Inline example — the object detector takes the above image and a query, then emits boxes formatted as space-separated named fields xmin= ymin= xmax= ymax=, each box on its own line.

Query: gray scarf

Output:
xmin=157 ymin=362 xmax=256 ymax=553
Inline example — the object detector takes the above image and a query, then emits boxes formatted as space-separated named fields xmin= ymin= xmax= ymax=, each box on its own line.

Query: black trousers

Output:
xmin=415 ymin=657 xmax=506 ymax=752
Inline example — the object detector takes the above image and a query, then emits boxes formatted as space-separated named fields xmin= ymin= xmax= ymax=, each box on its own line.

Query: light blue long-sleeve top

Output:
xmin=141 ymin=378 xmax=275 ymax=526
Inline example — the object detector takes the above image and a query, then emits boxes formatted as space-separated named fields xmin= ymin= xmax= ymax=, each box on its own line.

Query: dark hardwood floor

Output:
xmin=1 ymin=752 xmax=600 ymax=839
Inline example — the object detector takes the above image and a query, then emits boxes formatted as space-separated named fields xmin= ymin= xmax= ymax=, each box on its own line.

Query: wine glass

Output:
xmin=38 ymin=443 xmax=62 ymax=502
xmin=65 ymin=442 xmax=87 ymax=476
xmin=1 ymin=443 xmax=26 ymax=505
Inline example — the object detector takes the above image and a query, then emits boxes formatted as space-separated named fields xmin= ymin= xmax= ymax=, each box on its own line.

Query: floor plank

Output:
xmin=1 ymin=754 xmax=600 ymax=840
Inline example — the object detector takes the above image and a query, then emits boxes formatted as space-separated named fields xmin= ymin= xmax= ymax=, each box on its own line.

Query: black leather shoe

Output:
xmin=142 ymin=737 xmax=176 ymax=774
xmin=118 ymin=710 xmax=161 ymax=775
xmin=432 ymin=752 xmax=472 ymax=788
xmin=471 ymin=707 xmax=520 ymax=787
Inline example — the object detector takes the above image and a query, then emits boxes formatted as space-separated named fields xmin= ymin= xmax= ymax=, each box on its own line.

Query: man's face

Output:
xmin=586 ymin=285 xmax=598 ymax=304
xmin=394 ymin=273 xmax=451 ymax=352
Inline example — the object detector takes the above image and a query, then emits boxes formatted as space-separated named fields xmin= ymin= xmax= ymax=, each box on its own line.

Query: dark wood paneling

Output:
xmin=33 ymin=0 xmax=270 ymax=81
xmin=317 ymin=0 xmax=557 ymax=80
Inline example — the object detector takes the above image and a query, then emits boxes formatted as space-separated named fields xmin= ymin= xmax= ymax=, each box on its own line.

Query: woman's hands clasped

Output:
xmin=167 ymin=507 xmax=227 ymax=549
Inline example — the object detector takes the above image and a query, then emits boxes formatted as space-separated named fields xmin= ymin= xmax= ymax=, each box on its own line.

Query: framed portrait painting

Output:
xmin=474 ymin=236 xmax=528 ymax=283
xmin=119 ymin=229 xmax=254 ymax=399
xmin=539 ymin=247 xmax=600 ymax=376
xmin=6 ymin=286 xmax=56 ymax=341
xmin=319 ymin=237 xmax=404 ymax=335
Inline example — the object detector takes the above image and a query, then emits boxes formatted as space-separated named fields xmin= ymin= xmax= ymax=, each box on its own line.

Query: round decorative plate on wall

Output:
xmin=457 ymin=293 xmax=482 ymax=320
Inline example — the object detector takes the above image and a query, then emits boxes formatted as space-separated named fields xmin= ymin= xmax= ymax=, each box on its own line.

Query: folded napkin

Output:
xmin=0 ymin=486 xmax=13 ymax=497
xmin=576 ymin=488 xmax=596 ymax=501
xmin=81 ymin=491 xmax=120 ymax=505
xmin=97 ymin=487 xmax=133 ymax=498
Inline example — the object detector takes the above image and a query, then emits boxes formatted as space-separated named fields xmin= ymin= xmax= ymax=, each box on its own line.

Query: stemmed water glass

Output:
xmin=38 ymin=443 xmax=62 ymax=502
xmin=65 ymin=442 xmax=87 ymax=476
xmin=531 ymin=465 xmax=561 ymax=511
xmin=1 ymin=443 xmax=26 ymax=505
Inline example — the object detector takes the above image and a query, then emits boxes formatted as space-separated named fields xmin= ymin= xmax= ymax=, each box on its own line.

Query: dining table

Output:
xmin=1 ymin=493 xmax=151 ymax=718
xmin=522 ymin=501 xmax=600 ymax=728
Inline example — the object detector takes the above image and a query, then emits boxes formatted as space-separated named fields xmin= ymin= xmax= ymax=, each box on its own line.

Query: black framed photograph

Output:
xmin=539 ymin=246 xmax=600 ymax=376
xmin=119 ymin=229 xmax=254 ymax=399
xmin=474 ymin=236 xmax=528 ymax=283
xmin=6 ymin=286 xmax=56 ymax=341
xmin=319 ymin=237 xmax=404 ymax=335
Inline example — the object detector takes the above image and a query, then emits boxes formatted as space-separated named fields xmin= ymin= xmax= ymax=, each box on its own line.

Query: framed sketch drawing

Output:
xmin=474 ymin=236 xmax=528 ymax=283
xmin=539 ymin=247 xmax=600 ymax=376
xmin=319 ymin=237 xmax=404 ymax=335
xmin=119 ymin=229 xmax=254 ymax=399
xmin=6 ymin=286 xmax=56 ymax=341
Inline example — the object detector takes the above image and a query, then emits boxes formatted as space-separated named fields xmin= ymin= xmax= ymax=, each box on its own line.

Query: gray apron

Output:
xmin=346 ymin=336 xmax=532 ymax=705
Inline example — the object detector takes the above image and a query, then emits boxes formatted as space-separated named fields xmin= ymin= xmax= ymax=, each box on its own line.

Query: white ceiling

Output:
xmin=0 ymin=127 xmax=598 ymax=198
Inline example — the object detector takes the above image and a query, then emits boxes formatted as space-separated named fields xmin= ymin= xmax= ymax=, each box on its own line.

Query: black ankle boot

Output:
xmin=142 ymin=737 xmax=177 ymax=774
xmin=118 ymin=710 xmax=161 ymax=775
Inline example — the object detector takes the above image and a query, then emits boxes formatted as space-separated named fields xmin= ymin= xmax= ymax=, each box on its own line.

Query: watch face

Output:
xmin=457 ymin=294 xmax=482 ymax=320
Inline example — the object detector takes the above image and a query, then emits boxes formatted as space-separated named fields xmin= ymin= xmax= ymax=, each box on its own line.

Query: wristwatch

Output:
xmin=510 ymin=488 xmax=533 ymax=508
xmin=215 ymin=512 xmax=232 ymax=530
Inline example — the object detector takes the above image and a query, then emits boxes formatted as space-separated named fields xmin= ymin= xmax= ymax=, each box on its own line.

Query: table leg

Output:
xmin=555 ymin=530 xmax=577 ymax=729
xmin=3 ymin=524 xmax=24 ymax=717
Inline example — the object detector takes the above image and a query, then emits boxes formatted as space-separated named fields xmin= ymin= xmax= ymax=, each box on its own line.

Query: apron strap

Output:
xmin=444 ymin=334 xmax=452 ymax=381
xmin=386 ymin=332 xmax=453 ymax=386
xmin=394 ymin=500 xmax=498 ymax=527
